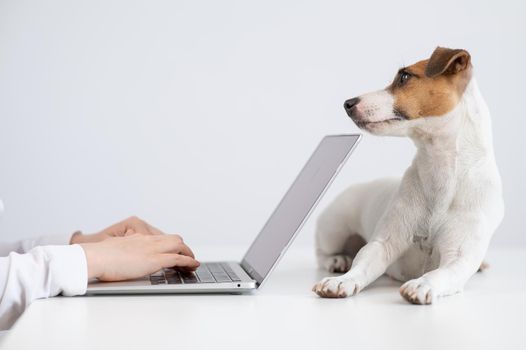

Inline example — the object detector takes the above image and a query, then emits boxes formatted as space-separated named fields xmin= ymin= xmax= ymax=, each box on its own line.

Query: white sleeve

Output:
xmin=0 ymin=233 xmax=76 ymax=257
xmin=0 ymin=244 xmax=88 ymax=330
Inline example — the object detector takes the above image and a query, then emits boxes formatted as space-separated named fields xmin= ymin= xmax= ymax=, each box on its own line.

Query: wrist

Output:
xmin=71 ymin=231 xmax=106 ymax=245
xmin=80 ymin=243 xmax=103 ymax=279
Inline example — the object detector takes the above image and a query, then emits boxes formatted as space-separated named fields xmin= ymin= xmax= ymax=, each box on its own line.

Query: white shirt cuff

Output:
xmin=44 ymin=244 xmax=88 ymax=296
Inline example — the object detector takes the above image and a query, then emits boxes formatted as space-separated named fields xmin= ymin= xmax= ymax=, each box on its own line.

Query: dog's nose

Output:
xmin=344 ymin=97 xmax=360 ymax=114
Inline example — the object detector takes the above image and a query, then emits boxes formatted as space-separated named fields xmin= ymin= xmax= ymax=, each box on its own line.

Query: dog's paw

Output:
xmin=324 ymin=255 xmax=353 ymax=273
xmin=312 ymin=276 xmax=360 ymax=298
xmin=400 ymin=278 xmax=435 ymax=305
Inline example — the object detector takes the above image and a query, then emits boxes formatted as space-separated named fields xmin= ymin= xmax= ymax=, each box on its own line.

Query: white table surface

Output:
xmin=1 ymin=245 xmax=525 ymax=350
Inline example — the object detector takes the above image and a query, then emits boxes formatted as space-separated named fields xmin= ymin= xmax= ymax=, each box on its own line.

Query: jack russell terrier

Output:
xmin=312 ymin=47 xmax=504 ymax=304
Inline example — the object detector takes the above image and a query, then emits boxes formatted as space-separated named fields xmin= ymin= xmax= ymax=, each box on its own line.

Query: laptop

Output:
xmin=86 ymin=134 xmax=361 ymax=295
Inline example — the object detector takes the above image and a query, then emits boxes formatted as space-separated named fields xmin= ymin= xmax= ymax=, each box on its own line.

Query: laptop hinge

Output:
xmin=239 ymin=260 xmax=262 ymax=287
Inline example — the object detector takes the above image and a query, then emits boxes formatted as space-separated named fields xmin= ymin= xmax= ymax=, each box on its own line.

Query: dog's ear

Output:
xmin=425 ymin=47 xmax=471 ymax=78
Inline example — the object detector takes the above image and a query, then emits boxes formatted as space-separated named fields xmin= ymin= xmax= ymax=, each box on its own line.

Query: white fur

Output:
xmin=313 ymin=78 xmax=504 ymax=304
xmin=356 ymin=90 xmax=398 ymax=123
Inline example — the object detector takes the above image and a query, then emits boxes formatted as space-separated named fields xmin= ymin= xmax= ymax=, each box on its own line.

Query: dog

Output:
xmin=312 ymin=47 xmax=504 ymax=304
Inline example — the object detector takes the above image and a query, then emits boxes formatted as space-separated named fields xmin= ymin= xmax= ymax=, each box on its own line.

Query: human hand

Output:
xmin=80 ymin=234 xmax=200 ymax=281
xmin=70 ymin=216 xmax=163 ymax=244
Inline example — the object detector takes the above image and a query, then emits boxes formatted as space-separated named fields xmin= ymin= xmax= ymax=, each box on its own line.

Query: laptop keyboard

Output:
xmin=149 ymin=262 xmax=241 ymax=285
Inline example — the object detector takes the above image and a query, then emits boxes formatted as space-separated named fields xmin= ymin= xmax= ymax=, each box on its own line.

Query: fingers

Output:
xmin=146 ymin=223 xmax=164 ymax=236
xmin=124 ymin=228 xmax=135 ymax=236
xmin=124 ymin=217 xmax=179 ymax=239
xmin=153 ymin=235 xmax=195 ymax=259
xmin=125 ymin=216 xmax=154 ymax=235
xmin=176 ymin=241 xmax=195 ymax=259
xmin=158 ymin=253 xmax=200 ymax=271
xmin=110 ymin=216 xmax=187 ymax=247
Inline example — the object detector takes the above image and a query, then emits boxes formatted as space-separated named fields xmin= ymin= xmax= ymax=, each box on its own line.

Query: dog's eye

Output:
xmin=399 ymin=72 xmax=411 ymax=86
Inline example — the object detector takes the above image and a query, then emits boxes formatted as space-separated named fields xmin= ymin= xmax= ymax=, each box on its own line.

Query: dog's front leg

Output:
xmin=313 ymin=198 xmax=418 ymax=298
xmin=400 ymin=215 xmax=491 ymax=304
xmin=312 ymin=240 xmax=404 ymax=298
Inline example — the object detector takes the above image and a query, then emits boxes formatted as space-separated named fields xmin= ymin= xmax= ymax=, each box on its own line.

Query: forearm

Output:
xmin=0 ymin=233 xmax=78 ymax=256
xmin=0 ymin=245 xmax=88 ymax=330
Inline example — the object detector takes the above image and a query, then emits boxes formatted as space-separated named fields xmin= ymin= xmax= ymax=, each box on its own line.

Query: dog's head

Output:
xmin=344 ymin=47 xmax=472 ymax=136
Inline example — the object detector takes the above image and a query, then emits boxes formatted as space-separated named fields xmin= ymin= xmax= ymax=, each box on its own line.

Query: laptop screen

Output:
xmin=240 ymin=134 xmax=361 ymax=285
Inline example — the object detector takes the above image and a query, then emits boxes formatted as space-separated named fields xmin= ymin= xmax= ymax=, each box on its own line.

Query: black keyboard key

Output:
xmin=151 ymin=270 xmax=164 ymax=277
xmin=180 ymin=272 xmax=199 ymax=284
xmin=166 ymin=275 xmax=182 ymax=284
xmin=163 ymin=269 xmax=177 ymax=278
xmin=150 ymin=276 xmax=166 ymax=285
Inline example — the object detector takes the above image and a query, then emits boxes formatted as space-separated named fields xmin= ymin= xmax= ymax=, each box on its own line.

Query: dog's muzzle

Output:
xmin=344 ymin=97 xmax=360 ymax=118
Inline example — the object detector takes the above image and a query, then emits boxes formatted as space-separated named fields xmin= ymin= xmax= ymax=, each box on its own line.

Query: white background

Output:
xmin=0 ymin=0 xmax=524 ymax=249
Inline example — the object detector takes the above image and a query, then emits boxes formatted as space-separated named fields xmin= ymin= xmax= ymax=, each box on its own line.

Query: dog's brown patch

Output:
xmin=388 ymin=47 xmax=472 ymax=120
